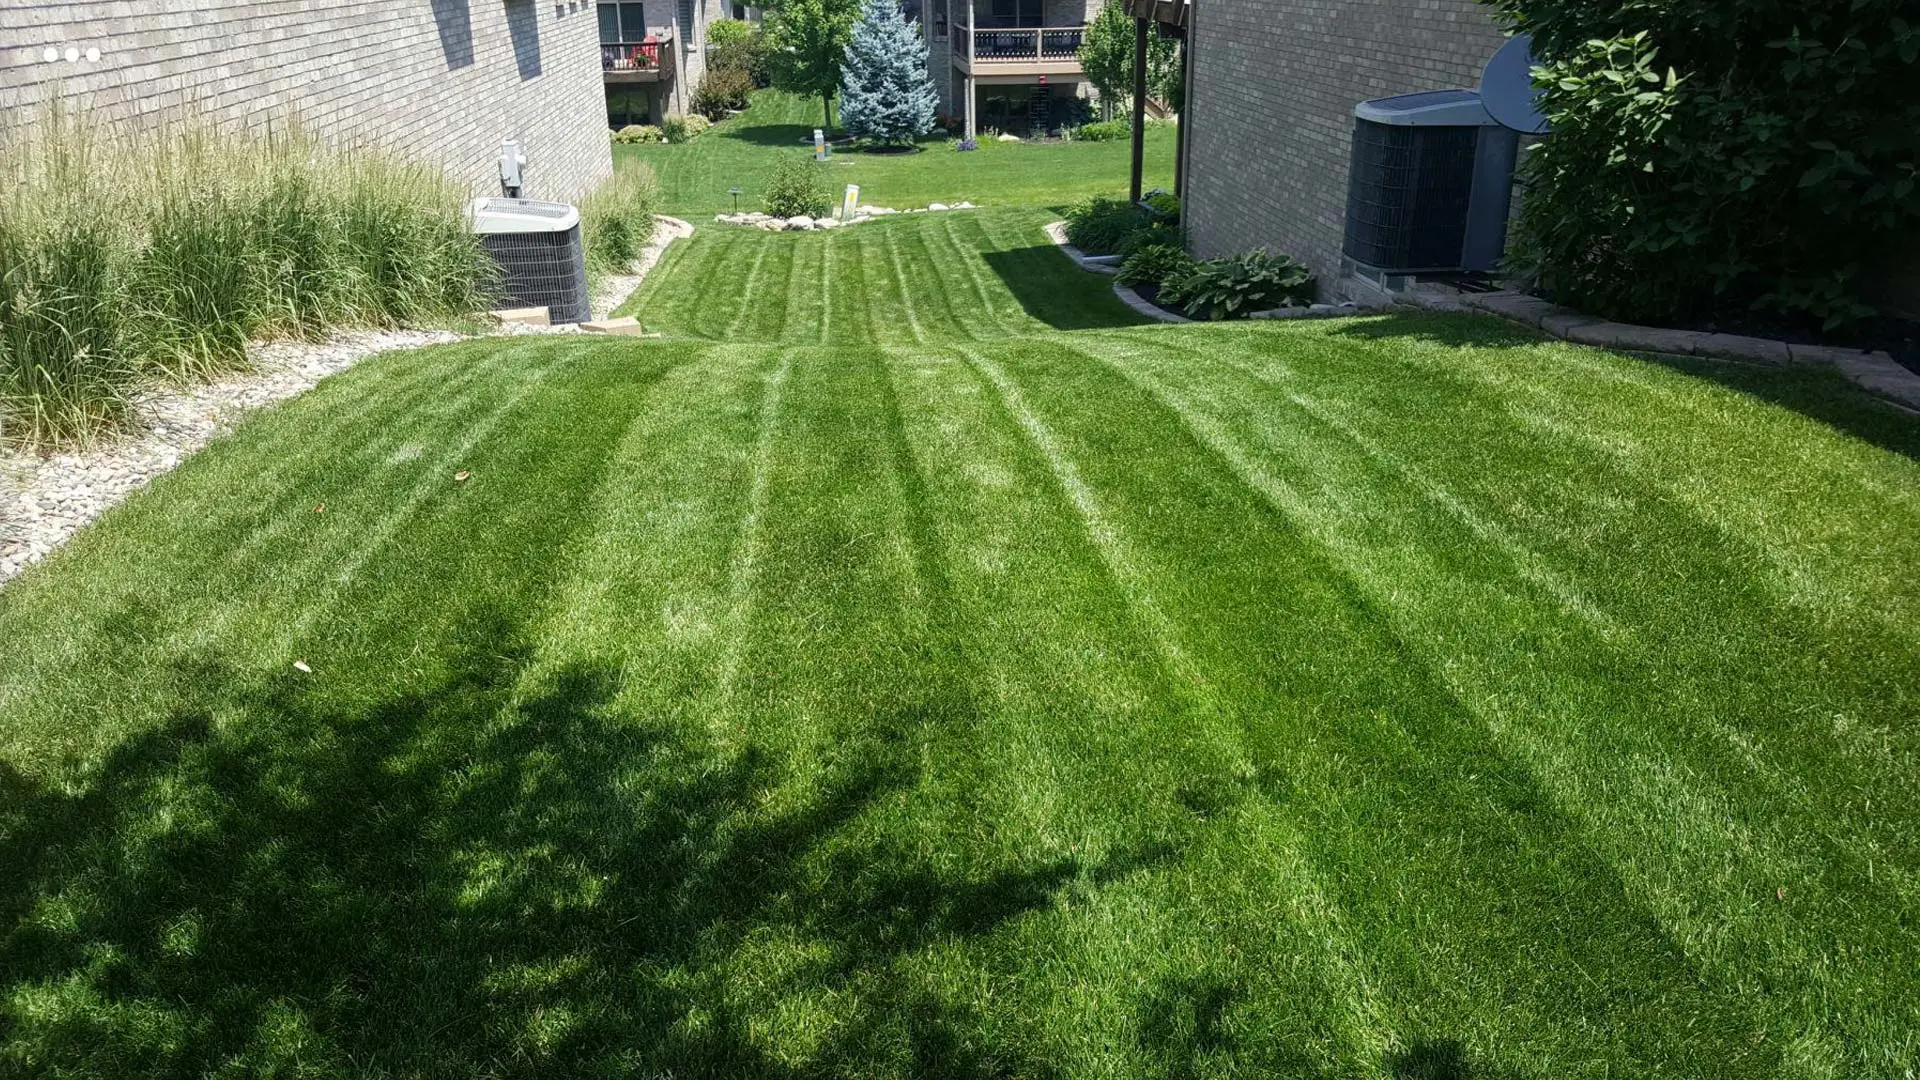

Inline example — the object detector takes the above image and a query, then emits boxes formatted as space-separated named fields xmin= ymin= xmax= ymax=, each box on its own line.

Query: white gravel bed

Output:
xmin=0 ymin=328 xmax=457 ymax=586
xmin=1 ymin=215 xmax=699 ymax=588
xmin=592 ymin=215 xmax=694 ymax=319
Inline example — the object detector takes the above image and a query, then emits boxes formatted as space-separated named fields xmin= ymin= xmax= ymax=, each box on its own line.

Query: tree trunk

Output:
xmin=823 ymin=91 xmax=834 ymax=132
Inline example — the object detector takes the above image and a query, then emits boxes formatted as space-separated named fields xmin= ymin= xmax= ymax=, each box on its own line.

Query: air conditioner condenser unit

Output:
xmin=471 ymin=197 xmax=592 ymax=325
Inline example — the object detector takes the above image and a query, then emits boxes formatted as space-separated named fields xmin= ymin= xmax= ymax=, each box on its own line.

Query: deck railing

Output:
xmin=956 ymin=24 xmax=1087 ymax=64
xmin=601 ymin=32 xmax=673 ymax=73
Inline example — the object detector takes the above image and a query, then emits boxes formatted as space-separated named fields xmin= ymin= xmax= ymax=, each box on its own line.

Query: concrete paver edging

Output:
xmin=1399 ymin=285 xmax=1920 ymax=411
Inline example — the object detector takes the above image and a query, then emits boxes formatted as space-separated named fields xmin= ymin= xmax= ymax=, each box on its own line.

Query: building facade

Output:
xmin=600 ymin=0 xmax=760 ymax=126
xmin=917 ymin=0 xmax=1107 ymax=137
xmin=1 ymin=0 xmax=613 ymax=203
xmin=1181 ymin=0 xmax=1506 ymax=284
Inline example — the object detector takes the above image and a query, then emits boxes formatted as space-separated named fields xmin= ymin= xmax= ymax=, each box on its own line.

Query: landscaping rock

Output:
xmin=491 ymin=306 xmax=550 ymax=327
xmin=582 ymin=317 xmax=646 ymax=336
xmin=928 ymin=202 xmax=950 ymax=211
xmin=996 ymin=133 xmax=1022 ymax=143
xmin=818 ymin=217 xmax=842 ymax=229
xmin=788 ymin=215 xmax=816 ymax=230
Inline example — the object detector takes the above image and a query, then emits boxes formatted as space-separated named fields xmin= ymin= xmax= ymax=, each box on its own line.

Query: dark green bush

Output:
xmin=1117 ymin=242 xmax=1195 ymax=288
xmin=613 ymin=124 xmax=662 ymax=145
xmin=762 ymin=154 xmax=833 ymax=218
xmin=1063 ymin=196 xmax=1148 ymax=255
xmin=1072 ymin=119 xmax=1131 ymax=143
xmin=692 ymin=66 xmax=756 ymax=120
xmin=1160 ymin=250 xmax=1315 ymax=321
xmin=1485 ymin=0 xmax=1920 ymax=329
xmin=661 ymin=115 xmax=711 ymax=144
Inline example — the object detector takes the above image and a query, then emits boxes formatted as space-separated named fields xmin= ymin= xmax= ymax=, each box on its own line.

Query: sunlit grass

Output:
xmin=618 ymin=90 xmax=1178 ymax=219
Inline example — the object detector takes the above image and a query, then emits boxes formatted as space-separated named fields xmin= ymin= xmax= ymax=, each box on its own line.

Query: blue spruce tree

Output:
xmin=839 ymin=0 xmax=938 ymax=147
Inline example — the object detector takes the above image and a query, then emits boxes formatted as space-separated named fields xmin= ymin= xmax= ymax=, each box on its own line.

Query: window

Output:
xmin=598 ymin=1 xmax=648 ymax=42
xmin=935 ymin=0 xmax=948 ymax=39
xmin=678 ymin=0 xmax=695 ymax=37
xmin=984 ymin=0 xmax=1042 ymax=29
xmin=732 ymin=3 xmax=747 ymax=18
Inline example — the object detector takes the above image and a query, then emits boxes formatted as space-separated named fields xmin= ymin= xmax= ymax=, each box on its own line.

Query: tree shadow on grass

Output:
xmin=722 ymin=123 xmax=823 ymax=149
xmin=0 ymin=614 xmax=1158 ymax=1076
xmin=981 ymin=247 xmax=1150 ymax=331
xmin=1331 ymin=312 xmax=1920 ymax=463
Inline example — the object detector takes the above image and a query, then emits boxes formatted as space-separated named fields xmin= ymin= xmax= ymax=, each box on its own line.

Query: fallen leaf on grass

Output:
xmin=293 ymin=660 xmax=313 ymax=674
xmin=312 ymin=504 xmax=325 ymax=513
xmin=454 ymin=471 xmax=472 ymax=483
xmin=1776 ymin=886 xmax=1787 ymax=901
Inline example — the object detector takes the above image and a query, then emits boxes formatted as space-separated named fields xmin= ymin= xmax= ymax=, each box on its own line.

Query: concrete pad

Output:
xmin=581 ymin=317 xmax=646 ymax=336
xmin=490 ymin=306 xmax=550 ymax=327
xmin=1695 ymin=333 xmax=1792 ymax=365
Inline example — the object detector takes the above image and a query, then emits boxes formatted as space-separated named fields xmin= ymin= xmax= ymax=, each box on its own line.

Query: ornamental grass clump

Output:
xmin=580 ymin=163 xmax=663 ymax=275
xmin=0 ymin=105 xmax=492 ymax=448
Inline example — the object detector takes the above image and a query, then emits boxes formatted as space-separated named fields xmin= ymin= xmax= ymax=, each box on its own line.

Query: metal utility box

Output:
xmin=470 ymin=198 xmax=592 ymax=325
xmin=1343 ymin=90 xmax=1519 ymax=276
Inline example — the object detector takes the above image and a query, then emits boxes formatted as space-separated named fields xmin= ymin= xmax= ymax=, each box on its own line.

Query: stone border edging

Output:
xmin=1044 ymin=221 xmax=1192 ymax=324
xmin=1113 ymin=282 xmax=1191 ymax=324
xmin=1044 ymin=221 xmax=1121 ymax=276
xmin=1400 ymin=284 xmax=1920 ymax=411
xmin=593 ymin=215 xmax=692 ymax=320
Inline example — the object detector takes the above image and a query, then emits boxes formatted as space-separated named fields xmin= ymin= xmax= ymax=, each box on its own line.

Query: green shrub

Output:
xmin=1063 ymin=196 xmax=1149 ymax=255
xmin=1485 ymin=0 xmax=1920 ymax=329
xmin=761 ymin=154 xmax=833 ymax=218
xmin=708 ymin=20 xmax=772 ymax=87
xmin=580 ymin=163 xmax=663 ymax=275
xmin=1117 ymin=242 xmax=1195 ymax=288
xmin=613 ymin=124 xmax=663 ymax=144
xmin=1160 ymin=250 xmax=1315 ymax=321
xmin=1072 ymin=119 xmax=1131 ymax=142
xmin=661 ymin=114 xmax=714 ymax=144
xmin=0 ymin=107 xmax=492 ymax=447
xmin=692 ymin=66 xmax=756 ymax=120
xmin=1142 ymin=190 xmax=1180 ymax=222
xmin=706 ymin=18 xmax=755 ymax=48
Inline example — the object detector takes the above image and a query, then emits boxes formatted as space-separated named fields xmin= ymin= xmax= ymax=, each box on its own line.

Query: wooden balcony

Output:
xmin=952 ymin=23 xmax=1087 ymax=79
xmin=601 ymin=32 xmax=674 ymax=83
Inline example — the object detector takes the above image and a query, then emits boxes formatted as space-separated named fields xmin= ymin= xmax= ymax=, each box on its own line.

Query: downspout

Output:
xmin=1129 ymin=14 xmax=1148 ymax=202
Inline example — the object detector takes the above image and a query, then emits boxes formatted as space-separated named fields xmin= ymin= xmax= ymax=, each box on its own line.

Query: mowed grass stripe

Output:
xmin=976 ymin=335 xmax=1781 ymax=1075
xmin=1057 ymin=324 xmax=1915 ymax=1071
xmin=0 ymin=339 xmax=623 ymax=774
xmin=890 ymin=347 xmax=1398 ymax=1071
xmin=620 ymin=211 xmax=1142 ymax=345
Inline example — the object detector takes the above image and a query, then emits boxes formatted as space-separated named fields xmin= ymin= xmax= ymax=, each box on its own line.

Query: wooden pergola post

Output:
xmin=1129 ymin=15 xmax=1148 ymax=202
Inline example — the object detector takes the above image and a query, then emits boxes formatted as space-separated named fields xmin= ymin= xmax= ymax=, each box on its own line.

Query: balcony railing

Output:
xmin=955 ymin=24 xmax=1087 ymax=66
xmin=601 ymin=41 xmax=662 ymax=72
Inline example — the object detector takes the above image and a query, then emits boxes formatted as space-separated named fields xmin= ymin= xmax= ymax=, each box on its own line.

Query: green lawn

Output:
xmin=616 ymin=208 xmax=1144 ymax=341
xmin=3 ymin=98 xmax=1920 ymax=1079
xmin=618 ymin=91 xmax=1179 ymax=219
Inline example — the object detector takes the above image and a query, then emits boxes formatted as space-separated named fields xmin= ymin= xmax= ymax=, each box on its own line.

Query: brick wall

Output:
xmin=1183 ymin=0 xmax=1505 ymax=283
xmin=2 ymin=0 xmax=613 ymax=202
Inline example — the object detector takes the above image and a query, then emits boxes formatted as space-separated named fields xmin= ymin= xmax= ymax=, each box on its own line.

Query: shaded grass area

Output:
xmin=617 ymin=91 xmax=1178 ymax=220
xmin=1 ymin=318 xmax=1917 ymax=1076
xmin=617 ymin=209 xmax=1145 ymax=341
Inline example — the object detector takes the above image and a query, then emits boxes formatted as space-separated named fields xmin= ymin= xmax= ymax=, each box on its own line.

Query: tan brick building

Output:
xmin=1182 ymin=0 xmax=1507 ymax=283
xmin=916 ymin=0 xmax=1109 ymax=137
xmin=598 ymin=0 xmax=762 ymax=126
xmin=1 ymin=0 xmax=613 ymax=202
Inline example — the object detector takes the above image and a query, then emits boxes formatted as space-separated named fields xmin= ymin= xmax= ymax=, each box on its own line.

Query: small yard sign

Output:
xmin=841 ymin=184 xmax=861 ymax=222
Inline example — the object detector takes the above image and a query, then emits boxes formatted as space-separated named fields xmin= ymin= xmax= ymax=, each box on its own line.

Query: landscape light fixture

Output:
xmin=730 ymin=187 xmax=743 ymax=212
